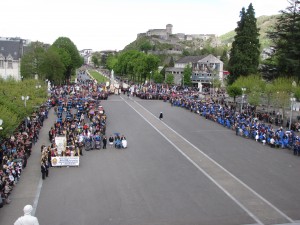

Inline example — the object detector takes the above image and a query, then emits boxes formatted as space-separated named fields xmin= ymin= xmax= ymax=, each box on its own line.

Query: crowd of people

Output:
xmin=167 ymin=91 xmax=300 ymax=155
xmin=0 ymin=104 xmax=50 ymax=206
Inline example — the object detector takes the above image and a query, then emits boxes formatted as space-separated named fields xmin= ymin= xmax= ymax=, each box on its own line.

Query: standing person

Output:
xmin=108 ymin=136 xmax=114 ymax=148
xmin=159 ymin=112 xmax=163 ymax=120
xmin=14 ymin=205 xmax=39 ymax=225
xmin=45 ymin=160 xmax=49 ymax=178
xmin=102 ymin=136 xmax=107 ymax=149
xmin=41 ymin=162 xmax=47 ymax=180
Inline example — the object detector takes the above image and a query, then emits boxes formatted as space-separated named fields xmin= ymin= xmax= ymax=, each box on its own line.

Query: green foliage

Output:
xmin=226 ymin=85 xmax=242 ymax=102
xmin=88 ymin=70 xmax=109 ymax=84
xmin=294 ymin=87 xmax=300 ymax=101
xmin=220 ymin=49 xmax=229 ymax=70
xmin=0 ymin=79 xmax=48 ymax=138
xmin=113 ymin=50 xmax=160 ymax=83
xmin=20 ymin=41 xmax=46 ymax=79
xmin=40 ymin=47 xmax=66 ymax=85
xmin=106 ymin=54 xmax=118 ymax=70
xmin=267 ymin=0 xmax=300 ymax=79
xmin=139 ymin=41 xmax=152 ymax=53
xmin=92 ymin=55 xmax=100 ymax=67
xmin=183 ymin=65 xmax=192 ymax=86
xmin=153 ymin=71 xmax=164 ymax=83
xmin=52 ymin=37 xmax=83 ymax=82
xmin=219 ymin=15 xmax=280 ymax=49
xmin=228 ymin=3 xmax=261 ymax=84
xmin=165 ymin=73 xmax=174 ymax=85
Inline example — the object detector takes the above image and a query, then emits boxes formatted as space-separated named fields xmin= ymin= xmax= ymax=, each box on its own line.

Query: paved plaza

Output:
xmin=1 ymin=94 xmax=300 ymax=225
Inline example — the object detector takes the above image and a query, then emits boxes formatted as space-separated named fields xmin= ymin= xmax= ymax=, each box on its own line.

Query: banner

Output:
xmin=55 ymin=136 xmax=66 ymax=155
xmin=51 ymin=156 xmax=80 ymax=167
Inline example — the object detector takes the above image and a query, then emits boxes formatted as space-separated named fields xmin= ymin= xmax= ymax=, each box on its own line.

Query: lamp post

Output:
xmin=21 ymin=96 xmax=29 ymax=107
xmin=241 ymin=87 xmax=246 ymax=112
xmin=289 ymin=97 xmax=296 ymax=130
xmin=0 ymin=119 xmax=3 ymax=131
xmin=150 ymin=71 xmax=152 ymax=83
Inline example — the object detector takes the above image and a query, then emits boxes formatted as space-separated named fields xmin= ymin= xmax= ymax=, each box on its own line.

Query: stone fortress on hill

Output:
xmin=137 ymin=24 xmax=216 ymax=42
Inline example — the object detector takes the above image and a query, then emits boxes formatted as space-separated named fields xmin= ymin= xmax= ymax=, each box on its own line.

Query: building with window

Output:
xmin=165 ymin=54 xmax=224 ymax=88
xmin=0 ymin=39 xmax=24 ymax=80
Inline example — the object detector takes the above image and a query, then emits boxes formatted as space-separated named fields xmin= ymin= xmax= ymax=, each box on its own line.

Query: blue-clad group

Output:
xmin=169 ymin=93 xmax=300 ymax=156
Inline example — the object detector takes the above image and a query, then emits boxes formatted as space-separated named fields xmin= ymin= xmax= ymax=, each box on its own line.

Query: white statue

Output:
xmin=14 ymin=205 xmax=39 ymax=225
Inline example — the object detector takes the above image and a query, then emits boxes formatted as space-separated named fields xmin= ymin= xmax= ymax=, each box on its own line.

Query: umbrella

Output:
xmin=114 ymin=132 xmax=120 ymax=136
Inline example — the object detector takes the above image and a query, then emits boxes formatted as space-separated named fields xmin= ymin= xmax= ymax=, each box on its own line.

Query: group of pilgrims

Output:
xmin=167 ymin=91 xmax=300 ymax=155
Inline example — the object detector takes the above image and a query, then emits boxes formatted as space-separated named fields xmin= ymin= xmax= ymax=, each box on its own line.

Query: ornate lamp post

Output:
xmin=241 ymin=87 xmax=246 ymax=112
xmin=21 ymin=96 xmax=29 ymax=108
xmin=0 ymin=119 xmax=3 ymax=130
xmin=289 ymin=97 xmax=296 ymax=130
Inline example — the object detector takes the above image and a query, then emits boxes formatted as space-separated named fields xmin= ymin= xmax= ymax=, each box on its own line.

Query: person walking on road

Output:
xmin=159 ymin=112 xmax=163 ymax=120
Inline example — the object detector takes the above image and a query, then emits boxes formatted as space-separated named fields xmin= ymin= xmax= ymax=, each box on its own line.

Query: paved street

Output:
xmin=1 ymin=94 xmax=300 ymax=225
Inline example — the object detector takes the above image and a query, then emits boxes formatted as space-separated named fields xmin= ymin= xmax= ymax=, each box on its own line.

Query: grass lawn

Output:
xmin=88 ymin=70 xmax=109 ymax=84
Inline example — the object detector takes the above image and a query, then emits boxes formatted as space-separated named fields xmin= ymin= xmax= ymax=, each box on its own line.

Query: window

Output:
xmin=8 ymin=59 xmax=13 ymax=69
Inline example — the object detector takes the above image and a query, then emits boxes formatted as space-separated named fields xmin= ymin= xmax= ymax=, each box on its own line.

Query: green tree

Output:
xmin=40 ymin=48 xmax=66 ymax=85
xmin=140 ymin=41 xmax=152 ymax=53
xmin=92 ymin=55 xmax=100 ymax=68
xmin=20 ymin=41 xmax=46 ymax=79
xmin=52 ymin=37 xmax=83 ymax=83
xmin=165 ymin=73 xmax=174 ymax=85
xmin=169 ymin=56 xmax=175 ymax=67
xmin=220 ymin=49 xmax=229 ymax=70
xmin=227 ymin=3 xmax=260 ymax=84
xmin=268 ymin=0 xmax=300 ymax=78
xmin=106 ymin=54 xmax=118 ymax=71
xmin=92 ymin=51 xmax=103 ymax=67
xmin=153 ymin=71 xmax=164 ymax=83
xmin=227 ymin=85 xmax=242 ymax=103
xmin=183 ymin=65 xmax=192 ymax=86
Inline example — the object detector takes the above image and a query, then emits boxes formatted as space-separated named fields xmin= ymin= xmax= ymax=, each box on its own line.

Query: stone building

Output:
xmin=0 ymin=38 xmax=24 ymax=80
xmin=165 ymin=54 xmax=224 ymax=88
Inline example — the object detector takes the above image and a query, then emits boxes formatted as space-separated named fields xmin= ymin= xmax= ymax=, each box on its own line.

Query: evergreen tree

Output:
xmin=227 ymin=4 xmax=260 ymax=84
xmin=268 ymin=0 xmax=300 ymax=78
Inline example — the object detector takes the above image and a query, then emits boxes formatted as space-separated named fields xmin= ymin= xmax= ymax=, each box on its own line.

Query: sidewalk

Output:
xmin=0 ymin=108 xmax=56 ymax=225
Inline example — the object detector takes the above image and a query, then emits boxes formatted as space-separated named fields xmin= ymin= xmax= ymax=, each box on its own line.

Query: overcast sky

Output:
xmin=1 ymin=0 xmax=289 ymax=51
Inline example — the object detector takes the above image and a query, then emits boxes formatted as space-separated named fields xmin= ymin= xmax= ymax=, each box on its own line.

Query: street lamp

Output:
xmin=241 ymin=87 xmax=246 ymax=112
xmin=35 ymin=84 xmax=41 ymax=89
xmin=289 ymin=97 xmax=296 ymax=130
xmin=21 ymin=96 xmax=29 ymax=107
xmin=0 ymin=119 xmax=3 ymax=130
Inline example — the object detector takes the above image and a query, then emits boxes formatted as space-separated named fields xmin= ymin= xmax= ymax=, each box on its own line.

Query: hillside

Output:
xmin=122 ymin=15 xmax=280 ymax=59
xmin=219 ymin=15 xmax=280 ymax=49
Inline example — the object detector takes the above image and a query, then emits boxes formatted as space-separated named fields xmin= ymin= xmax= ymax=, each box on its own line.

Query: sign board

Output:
xmin=55 ymin=136 xmax=66 ymax=156
xmin=51 ymin=156 xmax=80 ymax=167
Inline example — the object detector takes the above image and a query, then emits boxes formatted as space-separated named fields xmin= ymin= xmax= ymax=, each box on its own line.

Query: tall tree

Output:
xmin=268 ymin=0 xmax=300 ymax=78
xmin=183 ymin=65 xmax=192 ymax=86
xmin=52 ymin=37 xmax=83 ymax=83
xmin=227 ymin=4 xmax=260 ymax=84
xmin=20 ymin=42 xmax=46 ymax=79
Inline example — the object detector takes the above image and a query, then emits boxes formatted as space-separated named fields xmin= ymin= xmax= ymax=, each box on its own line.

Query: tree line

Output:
xmin=21 ymin=37 xmax=83 ymax=85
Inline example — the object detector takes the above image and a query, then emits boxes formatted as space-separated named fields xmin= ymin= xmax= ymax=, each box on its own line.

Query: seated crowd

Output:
xmin=169 ymin=92 xmax=300 ymax=155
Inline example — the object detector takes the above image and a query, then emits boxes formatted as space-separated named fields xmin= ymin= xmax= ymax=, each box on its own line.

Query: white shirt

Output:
xmin=14 ymin=215 xmax=39 ymax=225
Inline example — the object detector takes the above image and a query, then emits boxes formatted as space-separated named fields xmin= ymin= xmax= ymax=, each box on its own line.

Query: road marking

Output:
xmin=32 ymin=177 xmax=43 ymax=216
xmin=121 ymin=96 xmax=295 ymax=225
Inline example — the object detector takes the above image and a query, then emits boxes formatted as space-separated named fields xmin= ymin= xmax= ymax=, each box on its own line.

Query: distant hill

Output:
xmin=122 ymin=14 xmax=280 ymax=59
xmin=219 ymin=14 xmax=280 ymax=49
